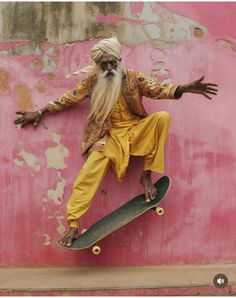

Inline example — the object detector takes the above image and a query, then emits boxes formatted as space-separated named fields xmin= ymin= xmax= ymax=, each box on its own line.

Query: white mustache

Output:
xmin=101 ymin=69 xmax=118 ymax=78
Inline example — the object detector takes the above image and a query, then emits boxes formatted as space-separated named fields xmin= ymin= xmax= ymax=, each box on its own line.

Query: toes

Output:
xmin=58 ymin=236 xmax=72 ymax=247
xmin=144 ymin=185 xmax=157 ymax=202
xmin=66 ymin=239 xmax=72 ymax=247
xmin=145 ymin=193 xmax=151 ymax=202
xmin=58 ymin=238 xmax=66 ymax=246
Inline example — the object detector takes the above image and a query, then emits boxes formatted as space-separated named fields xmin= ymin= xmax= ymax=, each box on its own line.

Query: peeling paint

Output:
xmin=1 ymin=1 xmax=236 ymax=268
xmin=151 ymin=61 xmax=171 ymax=83
xmin=194 ymin=27 xmax=204 ymax=38
xmin=37 ymin=81 xmax=46 ymax=93
xmin=45 ymin=133 xmax=69 ymax=170
xmin=43 ymin=234 xmax=51 ymax=246
xmin=96 ymin=3 xmax=206 ymax=50
xmin=0 ymin=2 xmax=206 ymax=50
xmin=47 ymin=172 xmax=66 ymax=205
xmin=216 ymin=39 xmax=235 ymax=52
xmin=48 ymin=212 xmax=66 ymax=235
xmin=130 ymin=2 xmax=144 ymax=16
xmin=30 ymin=58 xmax=43 ymax=69
xmin=13 ymin=159 xmax=24 ymax=167
xmin=0 ymin=69 xmax=9 ymax=91
xmin=14 ymin=84 xmax=33 ymax=110
xmin=41 ymin=54 xmax=56 ymax=73
xmin=0 ymin=42 xmax=41 ymax=56
xmin=17 ymin=149 xmax=41 ymax=172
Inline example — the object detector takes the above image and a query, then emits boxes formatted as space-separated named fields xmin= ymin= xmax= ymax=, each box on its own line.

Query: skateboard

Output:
xmin=58 ymin=175 xmax=170 ymax=254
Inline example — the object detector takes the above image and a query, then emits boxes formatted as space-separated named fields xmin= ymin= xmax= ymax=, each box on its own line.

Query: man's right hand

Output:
xmin=14 ymin=110 xmax=43 ymax=128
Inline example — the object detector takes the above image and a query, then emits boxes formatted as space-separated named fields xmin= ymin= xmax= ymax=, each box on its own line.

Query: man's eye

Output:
xmin=110 ymin=60 xmax=117 ymax=66
xmin=100 ymin=60 xmax=117 ymax=68
xmin=101 ymin=62 xmax=107 ymax=68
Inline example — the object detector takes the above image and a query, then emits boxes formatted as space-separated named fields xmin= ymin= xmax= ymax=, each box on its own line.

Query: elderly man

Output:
xmin=14 ymin=35 xmax=218 ymax=247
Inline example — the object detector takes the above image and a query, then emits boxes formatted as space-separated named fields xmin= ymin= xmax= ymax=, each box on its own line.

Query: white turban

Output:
xmin=66 ymin=33 xmax=121 ymax=78
xmin=90 ymin=34 xmax=121 ymax=62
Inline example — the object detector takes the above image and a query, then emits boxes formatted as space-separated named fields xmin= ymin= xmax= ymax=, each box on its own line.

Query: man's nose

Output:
xmin=107 ymin=63 xmax=112 ymax=71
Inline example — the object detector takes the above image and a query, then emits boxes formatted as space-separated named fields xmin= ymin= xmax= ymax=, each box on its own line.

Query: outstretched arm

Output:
xmin=175 ymin=76 xmax=218 ymax=100
xmin=14 ymin=107 xmax=49 ymax=128
xmin=13 ymin=78 xmax=91 ymax=129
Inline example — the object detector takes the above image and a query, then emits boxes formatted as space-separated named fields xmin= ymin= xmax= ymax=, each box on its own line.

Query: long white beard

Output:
xmin=89 ymin=65 xmax=122 ymax=125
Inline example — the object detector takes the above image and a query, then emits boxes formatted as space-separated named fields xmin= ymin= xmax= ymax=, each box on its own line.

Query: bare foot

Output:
xmin=140 ymin=170 xmax=157 ymax=203
xmin=58 ymin=227 xmax=79 ymax=247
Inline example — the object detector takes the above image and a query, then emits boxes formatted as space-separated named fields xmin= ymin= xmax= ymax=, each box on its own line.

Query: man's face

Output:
xmin=98 ymin=53 xmax=121 ymax=77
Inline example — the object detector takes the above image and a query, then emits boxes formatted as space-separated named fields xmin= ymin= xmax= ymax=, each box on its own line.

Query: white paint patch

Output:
xmin=43 ymin=234 xmax=51 ymax=246
xmin=41 ymin=54 xmax=56 ymax=73
xmin=47 ymin=172 xmax=66 ymax=205
xmin=118 ymin=3 xmax=207 ymax=50
xmin=45 ymin=133 xmax=69 ymax=170
xmin=18 ymin=149 xmax=41 ymax=171
xmin=14 ymin=149 xmax=41 ymax=172
xmin=13 ymin=159 xmax=24 ymax=167
xmin=48 ymin=212 xmax=66 ymax=235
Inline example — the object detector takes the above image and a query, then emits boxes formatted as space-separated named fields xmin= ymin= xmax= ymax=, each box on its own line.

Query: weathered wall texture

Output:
xmin=0 ymin=2 xmax=236 ymax=267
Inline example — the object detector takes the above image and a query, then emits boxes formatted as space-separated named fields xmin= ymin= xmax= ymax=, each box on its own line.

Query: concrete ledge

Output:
xmin=0 ymin=264 xmax=236 ymax=295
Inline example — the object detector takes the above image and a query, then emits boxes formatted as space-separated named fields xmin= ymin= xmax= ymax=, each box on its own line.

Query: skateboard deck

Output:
xmin=58 ymin=175 xmax=170 ymax=254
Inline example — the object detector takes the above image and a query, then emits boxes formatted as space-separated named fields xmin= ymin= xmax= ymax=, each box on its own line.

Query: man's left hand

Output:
xmin=179 ymin=76 xmax=218 ymax=100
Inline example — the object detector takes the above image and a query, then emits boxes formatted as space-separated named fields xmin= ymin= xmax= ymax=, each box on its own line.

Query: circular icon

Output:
xmin=213 ymin=273 xmax=228 ymax=288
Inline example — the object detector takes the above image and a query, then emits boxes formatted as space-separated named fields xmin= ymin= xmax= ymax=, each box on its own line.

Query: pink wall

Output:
xmin=0 ymin=2 xmax=236 ymax=267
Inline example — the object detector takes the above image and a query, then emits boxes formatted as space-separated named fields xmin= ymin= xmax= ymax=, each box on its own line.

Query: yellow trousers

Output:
xmin=67 ymin=111 xmax=170 ymax=228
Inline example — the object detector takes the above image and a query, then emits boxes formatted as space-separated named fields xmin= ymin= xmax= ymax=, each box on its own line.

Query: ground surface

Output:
xmin=0 ymin=263 xmax=236 ymax=296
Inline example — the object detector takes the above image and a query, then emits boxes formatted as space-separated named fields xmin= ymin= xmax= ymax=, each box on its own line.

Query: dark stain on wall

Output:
xmin=45 ymin=3 xmax=73 ymax=41
xmin=3 ymin=3 xmax=47 ymax=41
xmin=0 ymin=2 xmax=123 ymax=43
xmin=89 ymin=2 xmax=123 ymax=16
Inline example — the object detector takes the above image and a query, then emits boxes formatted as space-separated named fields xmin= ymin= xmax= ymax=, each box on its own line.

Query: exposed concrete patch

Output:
xmin=0 ymin=69 xmax=9 ymax=91
xmin=48 ymin=212 xmax=66 ymax=235
xmin=14 ymin=84 xmax=33 ymax=110
xmin=47 ymin=172 xmax=66 ymax=205
xmin=30 ymin=47 xmax=57 ymax=73
xmin=41 ymin=53 xmax=56 ymax=73
xmin=0 ymin=2 xmax=206 ymax=49
xmin=45 ymin=133 xmax=69 ymax=170
xmin=43 ymin=234 xmax=51 ymax=246
xmin=0 ymin=42 xmax=41 ymax=56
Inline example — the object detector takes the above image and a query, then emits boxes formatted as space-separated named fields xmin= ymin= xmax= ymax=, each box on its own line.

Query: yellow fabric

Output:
xmin=47 ymin=69 xmax=178 ymax=114
xmin=66 ymin=92 xmax=170 ymax=228
xmin=104 ymin=93 xmax=170 ymax=180
xmin=47 ymin=81 xmax=88 ymax=112
xmin=67 ymin=151 xmax=110 ymax=228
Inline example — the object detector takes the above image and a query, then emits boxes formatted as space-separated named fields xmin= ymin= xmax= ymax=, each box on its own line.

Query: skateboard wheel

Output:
xmin=156 ymin=207 xmax=164 ymax=216
xmin=92 ymin=245 xmax=101 ymax=255
xmin=81 ymin=229 xmax=87 ymax=234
